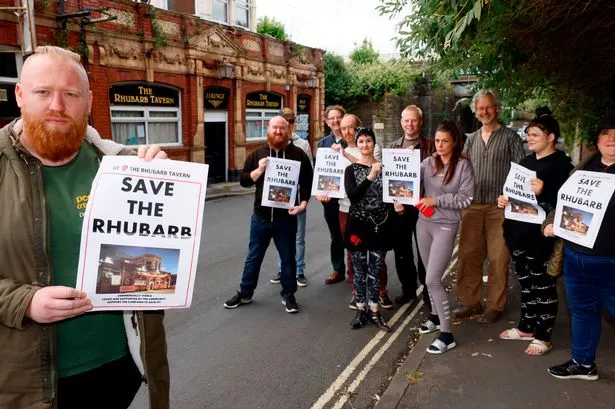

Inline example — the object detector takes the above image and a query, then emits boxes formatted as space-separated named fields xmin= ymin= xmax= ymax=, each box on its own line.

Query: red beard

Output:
xmin=22 ymin=110 xmax=87 ymax=162
xmin=267 ymin=133 xmax=287 ymax=151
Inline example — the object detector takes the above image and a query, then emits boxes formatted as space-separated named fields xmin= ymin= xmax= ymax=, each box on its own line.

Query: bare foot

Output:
xmin=525 ymin=340 xmax=552 ymax=356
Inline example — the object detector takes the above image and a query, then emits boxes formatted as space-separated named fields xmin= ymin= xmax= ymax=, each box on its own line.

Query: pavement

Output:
xmin=206 ymin=181 xmax=254 ymax=201
xmin=378 ymin=276 xmax=615 ymax=409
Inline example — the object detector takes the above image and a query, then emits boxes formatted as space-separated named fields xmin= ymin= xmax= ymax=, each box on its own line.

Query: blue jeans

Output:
xmin=240 ymin=214 xmax=298 ymax=297
xmin=277 ymin=210 xmax=306 ymax=276
xmin=564 ymin=247 xmax=615 ymax=365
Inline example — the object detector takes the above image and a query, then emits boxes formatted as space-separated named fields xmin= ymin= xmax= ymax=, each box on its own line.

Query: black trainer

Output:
xmin=270 ymin=273 xmax=281 ymax=284
xmin=548 ymin=359 xmax=598 ymax=380
xmin=296 ymin=274 xmax=309 ymax=287
xmin=281 ymin=294 xmax=299 ymax=313
xmin=223 ymin=292 xmax=252 ymax=309
xmin=394 ymin=292 xmax=416 ymax=305
xmin=379 ymin=294 xmax=394 ymax=309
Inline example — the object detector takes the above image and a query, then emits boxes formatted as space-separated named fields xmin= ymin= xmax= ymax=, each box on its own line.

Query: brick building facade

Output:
xmin=0 ymin=0 xmax=325 ymax=182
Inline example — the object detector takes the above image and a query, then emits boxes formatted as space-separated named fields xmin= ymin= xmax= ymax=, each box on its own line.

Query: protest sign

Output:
xmin=76 ymin=157 xmax=208 ymax=310
xmin=311 ymin=148 xmax=346 ymax=198
xmin=502 ymin=162 xmax=545 ymax=224
xmin=382 ymin=148 xmax=421 ymax=205
xmin=261 ymin=157 xmax=300 ymax=209
xmin=553 ymin=170 xmax=615 ymax=248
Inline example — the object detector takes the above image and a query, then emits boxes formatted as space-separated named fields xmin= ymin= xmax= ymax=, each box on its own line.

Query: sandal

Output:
xmin=525 ymin=339 xmax=552 ymax=356
xmin=427 ymin=338 xmax=457 ymax=354
xmin=499 ymin=328 xmax=534 ymax=341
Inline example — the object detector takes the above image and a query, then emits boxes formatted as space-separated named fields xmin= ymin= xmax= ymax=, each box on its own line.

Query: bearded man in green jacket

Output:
xmin=0 ymin=46 xmax=170 ymax=409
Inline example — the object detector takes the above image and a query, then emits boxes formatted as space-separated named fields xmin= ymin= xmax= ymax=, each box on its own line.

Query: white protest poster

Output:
xmin=76 ymin=157 xmax=208 ymax=310
xmin=261 ymin=157 xmax=300 ymax=209
xmin=382 ymin=148 xmax=421 ymax=205
xmin=311 ymin=148 xmax=346 ymax=198
xmin=502 ymin=162 xmax=546 ymax=224
xmin=553 ymin=170 xmax=615 ymax=248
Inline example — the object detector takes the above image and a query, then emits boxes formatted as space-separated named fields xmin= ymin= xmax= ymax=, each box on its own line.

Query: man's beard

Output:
xmin=22 ymin=110 xmax=88 ymax=162
xmin=267 ymin=133 xmax=287 ymax=151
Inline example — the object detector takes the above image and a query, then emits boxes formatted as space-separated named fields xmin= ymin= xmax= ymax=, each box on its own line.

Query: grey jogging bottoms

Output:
xmin=416 ymin=219 xmax=459 ymax=333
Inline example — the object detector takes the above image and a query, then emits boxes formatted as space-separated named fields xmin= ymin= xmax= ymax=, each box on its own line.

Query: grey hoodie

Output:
xmin=420 ymin=156 xmax=475 ymax=224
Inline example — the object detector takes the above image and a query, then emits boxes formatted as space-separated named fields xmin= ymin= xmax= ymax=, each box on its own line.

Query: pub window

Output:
xmin=0 ymin=49 xmax=22 ymax=126
xmin=212 ymin=0 xmax=228 ymax=23
xmin=111 ymin=107 xmax=181 ymax=146
xmin=245 ymin=109 xmax=278 ymax=141
xmin=235 ymin=0 xmax=249 ymax=28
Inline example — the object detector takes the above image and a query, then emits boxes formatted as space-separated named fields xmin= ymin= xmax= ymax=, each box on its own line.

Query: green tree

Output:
xmin=324 ymin=53 xmax=353 ymax=107
xmin=377 ymin=0 xmax=615 ymax=146
xmin=349 ymin=39 xmax=380 ymax=65
xmin=256 ymin=16 xmax=288 ymax=41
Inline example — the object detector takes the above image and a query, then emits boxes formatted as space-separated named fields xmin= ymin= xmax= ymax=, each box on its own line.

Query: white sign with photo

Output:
xmin=382 ymin=148 xmax=421 ymax=205
xmin=311 ymin=148 xmax=346 ymax=199
xmin=261 ymin=156 xmax=300 ymax=209
xmin=502 ymin=162 xmax=546 ymax=224
xmin=553 ymin=170 xmax=615 ymax=248
xmin=75 ymin=156 xmax=208 ymax=310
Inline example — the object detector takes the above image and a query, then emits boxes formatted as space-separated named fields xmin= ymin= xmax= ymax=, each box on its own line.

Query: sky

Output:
xmin=256 ymin=0 xmax=402 ymax=57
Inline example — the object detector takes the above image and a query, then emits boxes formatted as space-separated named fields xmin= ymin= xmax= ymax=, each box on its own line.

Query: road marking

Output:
xmin=331 ymin=301 xmax=425 ymax=409
xmin=310 ymin=245 xmax=458 ymax=409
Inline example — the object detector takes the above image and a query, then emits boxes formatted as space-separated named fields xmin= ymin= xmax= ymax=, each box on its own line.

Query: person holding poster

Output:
xmin=317 ymin=105 xmax=349 ymax=285
xmin=344 ymin=128 xmax=404 ymax=332
xmin=224 ymin=116 xmax=313 ymax=313
xmin=388 ymin=105 xmax=434 ymax=308
xmin=497 ymin=108 xmax=573 ymax=356
xmin=543 ymin=114 xmax=615 ymax=380
xmin=332 ymin=114 xmax=392 ymax=310
xmin=0 ymin=46 xmax=169 ymax=409
xmin=270 ymin=108 xmax=313 ymax=287
xmin=454 ymin=90 xmax=525 ymax=324
xmin=414 ymin=120 xmax=474 ymax=354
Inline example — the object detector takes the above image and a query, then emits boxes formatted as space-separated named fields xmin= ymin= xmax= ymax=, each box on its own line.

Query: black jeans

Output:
xmin=58 ymin=353 xmax=143 ymax=409
xmin=322 ymin=199 xmax=345 ymax=275
xmin=392 ymin=207 xmax=429 ymax=306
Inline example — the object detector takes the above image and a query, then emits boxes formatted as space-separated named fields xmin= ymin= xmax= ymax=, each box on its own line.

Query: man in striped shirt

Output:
xmin=453 ymin=90 xmax=525 ymax=324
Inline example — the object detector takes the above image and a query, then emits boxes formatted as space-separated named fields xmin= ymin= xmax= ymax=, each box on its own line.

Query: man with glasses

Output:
xmin=316 ymin=105 xmax=348 ymax=284
xmin=453 ymin=90 xmax=525 ymax=324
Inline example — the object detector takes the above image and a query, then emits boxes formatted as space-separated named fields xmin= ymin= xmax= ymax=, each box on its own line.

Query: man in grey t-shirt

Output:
xmin=453 ymin=90 xmax=525 ymax=324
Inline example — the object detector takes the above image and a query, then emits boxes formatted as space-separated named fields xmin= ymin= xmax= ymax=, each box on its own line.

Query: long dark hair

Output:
xmin=433 ymin=119 xmax=466 ymax=185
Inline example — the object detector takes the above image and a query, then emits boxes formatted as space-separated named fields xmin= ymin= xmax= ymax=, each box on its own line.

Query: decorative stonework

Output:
xmin=97 ymin=43 xmax=143 ymax=69
xmin=188 ymin=26 xmax=245 ymax=56
xmin=153 ymin=50 xmax=185 ymax=72
xmin=157 ymin=20 xmax=179 ymax=37
xmin=270 ymin=67 xmax=286 ymax=81
xmin=268 ymin=43 xmax=284 ymax=58
xmin=107 ymin=9 xmax=135 ymax=27
xmin=289 ymin=50 xmax=318 ymax=70
xmin=242 ymin=38 xmax=261 ymax=52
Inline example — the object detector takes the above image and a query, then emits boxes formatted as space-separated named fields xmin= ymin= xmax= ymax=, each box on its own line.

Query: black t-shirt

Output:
xmin=503 ymin=150 xmax=573 ymax=259
xmin=567 ymin=154 xmax=615 ymax=256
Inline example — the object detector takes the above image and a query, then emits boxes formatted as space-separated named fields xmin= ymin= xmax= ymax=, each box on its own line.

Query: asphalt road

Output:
xmin=130 ymin=195 xmax=425 ymax=409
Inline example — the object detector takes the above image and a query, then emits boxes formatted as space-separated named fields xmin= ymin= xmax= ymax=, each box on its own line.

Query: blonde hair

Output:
xmin=34 ymin=45 xmax=81 ymax=63
xmin=401 ymin=104 xmax=423 ymax=120
xmin=21 ymin=46 xmax=89 ymax=90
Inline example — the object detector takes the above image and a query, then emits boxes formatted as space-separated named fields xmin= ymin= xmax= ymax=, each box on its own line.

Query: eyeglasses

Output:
xmin=327 ymin=116 xmax=343 ymax=121
xmin=355 ymin=127 xmax=375 ymax=138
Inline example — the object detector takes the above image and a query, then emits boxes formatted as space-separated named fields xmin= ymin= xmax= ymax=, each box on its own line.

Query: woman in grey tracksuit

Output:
xmin=415 ymin=119 xmax=475 ymax=354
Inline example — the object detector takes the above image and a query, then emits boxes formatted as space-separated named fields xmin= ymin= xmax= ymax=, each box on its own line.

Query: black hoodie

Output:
xmin=503 ymin=150 xmax=573 ymax=259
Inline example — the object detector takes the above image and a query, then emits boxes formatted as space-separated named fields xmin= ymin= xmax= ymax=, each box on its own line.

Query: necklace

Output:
xmin=369 ymin=212 xmax=389 ymax=233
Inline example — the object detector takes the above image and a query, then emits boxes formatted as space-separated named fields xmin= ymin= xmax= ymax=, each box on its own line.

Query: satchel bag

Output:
xmin=546 ymin=239 xmax=564 ymax=278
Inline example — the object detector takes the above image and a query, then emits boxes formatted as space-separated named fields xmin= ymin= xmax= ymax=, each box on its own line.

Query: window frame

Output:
xmin=234 ymin=0 xmax=249 ymax=28
xmin=211 ymin=0 xmax=229 ymax=24
xmin=110 ymin=106 xmax=182 ymax=147
xmin=245 ymin=108 xmax=280 ymax=142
